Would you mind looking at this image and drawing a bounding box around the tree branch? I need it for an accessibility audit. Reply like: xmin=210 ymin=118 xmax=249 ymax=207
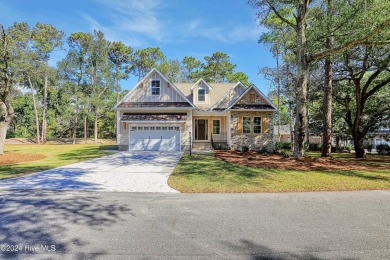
xmin=365 ymin=76 xmax=390 ymax=99
xmin=264 ymin=0 xmax=297 ymax=29
xmin=306 ymin=19 xmax=390 ymax=62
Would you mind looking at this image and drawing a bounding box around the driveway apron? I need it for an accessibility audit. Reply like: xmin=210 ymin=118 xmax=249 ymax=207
xmin=0 ymin=151 xmax=181 ymax=192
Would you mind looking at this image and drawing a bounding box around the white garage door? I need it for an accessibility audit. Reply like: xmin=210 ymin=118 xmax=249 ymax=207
xmin=129 ymin=126 xmax=181 ymax=151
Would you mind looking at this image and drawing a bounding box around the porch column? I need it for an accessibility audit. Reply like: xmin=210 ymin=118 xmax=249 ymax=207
xmin=227 ymin=111 xmax=231 ymax=146
xmin=189 ymin=109 xmax=193 ymax=145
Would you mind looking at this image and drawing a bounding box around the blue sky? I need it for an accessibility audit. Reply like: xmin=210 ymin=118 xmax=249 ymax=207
xmin=1 ymin=0 xmax=276 ymax=94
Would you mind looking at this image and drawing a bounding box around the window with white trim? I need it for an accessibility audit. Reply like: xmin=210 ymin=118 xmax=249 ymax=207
xmin=243 ymin=117 xmax=251 ymax=134
xmin=213 ymin=120 xmax=221 ymax=134
xmin=253 ymin=117 xmax=262 ymax=134
xmin=151 ymin=80 xmax=160 ymax=95
xmin=198 ymin=88 xmax=205 ymax=102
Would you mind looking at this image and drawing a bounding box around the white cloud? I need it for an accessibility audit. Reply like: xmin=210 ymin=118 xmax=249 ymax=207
xmin=227 ymin=25 xmax=263 ymax=42
xmin=90 ymin=0 xmax=165 ymax=42
xmin=178 ymin=19 xmax=263 ymax=43
xmin=85 ymin=0 xmax=263 ymax=46
xmin=82 ymin=13 xmax=143 ymax=47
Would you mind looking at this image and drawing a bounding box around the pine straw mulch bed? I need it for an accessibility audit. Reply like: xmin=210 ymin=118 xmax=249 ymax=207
xmin=0 ymin=153 xmax=46 ymax=165
xmin=215 ymin=150 xmax=390 ymax=172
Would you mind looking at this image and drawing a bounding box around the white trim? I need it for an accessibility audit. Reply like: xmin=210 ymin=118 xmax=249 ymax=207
xmin=227 ymin=111 xmax=231 ymax=145
xmin=227 ymin=109 xmax=276 ymax=112
xmin=212 ymin=119 xmax=221 ymax=135
xmin=197 ymin=87 xmax=206 ymax=103
xmin=114 ymin=68 xmax=195 ymax=109
xmin=150 ymin=79 xmax=161 ymax=96
xmin=194 ymin=118 xmax=209 ymax=141
xmin=115 ymin=107 xmax=195 ymax=111
xmin=191 ymin=78 xmax=213 ymax=90
xmin=128 ymin=124 xmax=131 ymax=151
xmin=121 ymin=120 xmax=186 ymax=123
xmin=192 ymin=111 xmax=228 ymax=116
xmin=179 ymin=125 xmax=182 ymax=152
xmin=226 ymin=84 xmax=276 ymax=110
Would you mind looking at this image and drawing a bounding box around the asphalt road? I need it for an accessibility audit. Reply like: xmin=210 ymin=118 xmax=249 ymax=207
xmin=0 ymin=190 xmax=389 ymax=259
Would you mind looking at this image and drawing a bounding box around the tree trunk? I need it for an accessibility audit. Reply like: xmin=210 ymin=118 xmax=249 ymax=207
xmin=321 ymin=58 xmax=333 ymax=157
xmin=289 ymin=102 xmax=294 ymax=152
xmin=276 ymin=50 xmax=281 ymax=142
xmin=94 ymin=113 xmax=98 ymax=144
xmin=293 ymin=3 xmax=309 ymax=158
xmin=84 ymin=116 xmax=87 ymax=144
xmin=321 ymin=0 xmax=334 ymax=157
xmin=353 ymin=134 xmax=365 ymax=158
xmin=0 ymin=102 xmax=14 ymax=155
xmin=41 ymin=66 xmax=48 ymax=144
xmin=28 ymin=77 xmax=40 ymax=144
xmin=72 ymin=118 xmax=77 ymax=145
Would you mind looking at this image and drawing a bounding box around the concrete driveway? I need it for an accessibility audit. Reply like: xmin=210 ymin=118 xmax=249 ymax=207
xmin=0 ymin=151 xmax=181 ymax=192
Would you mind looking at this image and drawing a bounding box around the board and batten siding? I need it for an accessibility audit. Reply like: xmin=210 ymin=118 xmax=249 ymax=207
xmin=193 ymin=81 xmax=211 ymax=106
xmin=124 ymin=71 xmax=188 ymax=103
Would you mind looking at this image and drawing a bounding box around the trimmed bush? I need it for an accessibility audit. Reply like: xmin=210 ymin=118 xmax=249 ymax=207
xmin=376 ymin=144 xmax=390 ymax=154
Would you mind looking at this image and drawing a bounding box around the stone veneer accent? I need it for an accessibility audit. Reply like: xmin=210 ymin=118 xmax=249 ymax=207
xmin=230 ymin=111 xmax=274 ymax=152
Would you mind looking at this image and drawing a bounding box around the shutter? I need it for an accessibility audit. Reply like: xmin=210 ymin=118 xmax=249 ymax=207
xmin=262 ymin=116 xmax=267 ymax=134
xmin=238 ymin=116 xmax=242 ymax=135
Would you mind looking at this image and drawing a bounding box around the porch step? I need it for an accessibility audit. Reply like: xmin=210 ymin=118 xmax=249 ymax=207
xmin=192 ymin=142 xmax=213 ymax=150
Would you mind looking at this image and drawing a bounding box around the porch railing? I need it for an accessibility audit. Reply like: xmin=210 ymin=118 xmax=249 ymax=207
xmin=211 ymin=133 xmax=227 ymax=142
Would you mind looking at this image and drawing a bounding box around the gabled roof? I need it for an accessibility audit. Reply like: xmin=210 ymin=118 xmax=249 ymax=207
xmin=190 ymin=78 xmax=213 ymax=90
xmin=175 ymin=82 xmax=237 ymax=107
xmin=210 ymin=82 xmax=247 ymax=110
xmin=226 ymin=84 xmax=276 ymax=110
xmin=114 ymin=68 xmax=194 ymax=109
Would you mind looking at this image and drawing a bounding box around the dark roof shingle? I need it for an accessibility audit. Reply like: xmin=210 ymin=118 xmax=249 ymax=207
xmin=229 ymin=104 xmax=275 ymax=110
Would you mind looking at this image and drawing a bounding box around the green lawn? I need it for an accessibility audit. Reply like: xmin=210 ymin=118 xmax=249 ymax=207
xmin=1 ymin=144 xmax=116 ymax=180
xmin=168 ymin=153 xmax=390 ymax=193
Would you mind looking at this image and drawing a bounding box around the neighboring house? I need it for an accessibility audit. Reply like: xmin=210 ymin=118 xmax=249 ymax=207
xmin=275 ymin=125 xmax=292 ymax=142
xmin=364 ymin=128 xmax=390 ymax=148
xmin=275 ymin=124 xmax=323 ymax=144
xmin=114 ymin=68 xmax=276 ymax=152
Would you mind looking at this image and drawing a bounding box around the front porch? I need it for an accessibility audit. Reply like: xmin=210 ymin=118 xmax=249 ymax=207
xmin=192 ymin=116 xmax=229 ymax=149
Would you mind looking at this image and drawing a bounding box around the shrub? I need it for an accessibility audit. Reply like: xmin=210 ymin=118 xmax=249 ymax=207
xmin=364 ymin=143 xmax=373 ymax=152
xmin=376 ymin=144 xmax=390 ymax=155
xmin=307 ymin=143 xmax=322 ymax=151
xmin=275 ymin=141 xmax=291 ymax=150
xmin=281 ymin=150 xmax=291 ymax=158
xmin=257 ymin=148 xmax=269 ymax=155
xmin=240 ymin=145 xmax=249 ymax=155
xmin=345 ymin=144 xmax=354 ymax=152
xmin=217 ymin=144 xmax=229 ymax=150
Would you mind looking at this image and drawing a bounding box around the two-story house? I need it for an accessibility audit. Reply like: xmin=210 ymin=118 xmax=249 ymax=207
xmin=114 ymin=68 xmax=276 ymax=152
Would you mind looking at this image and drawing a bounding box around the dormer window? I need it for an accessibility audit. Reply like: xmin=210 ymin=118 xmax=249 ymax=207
xmin=198 ymin=88 xmax=205 ymax=102
xmin=151 ymin=80 xmax=160 ymax=95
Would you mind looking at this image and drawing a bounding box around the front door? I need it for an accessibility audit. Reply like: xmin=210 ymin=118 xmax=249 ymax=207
xmin=195 ymin=119 xmax=208 ymax=140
